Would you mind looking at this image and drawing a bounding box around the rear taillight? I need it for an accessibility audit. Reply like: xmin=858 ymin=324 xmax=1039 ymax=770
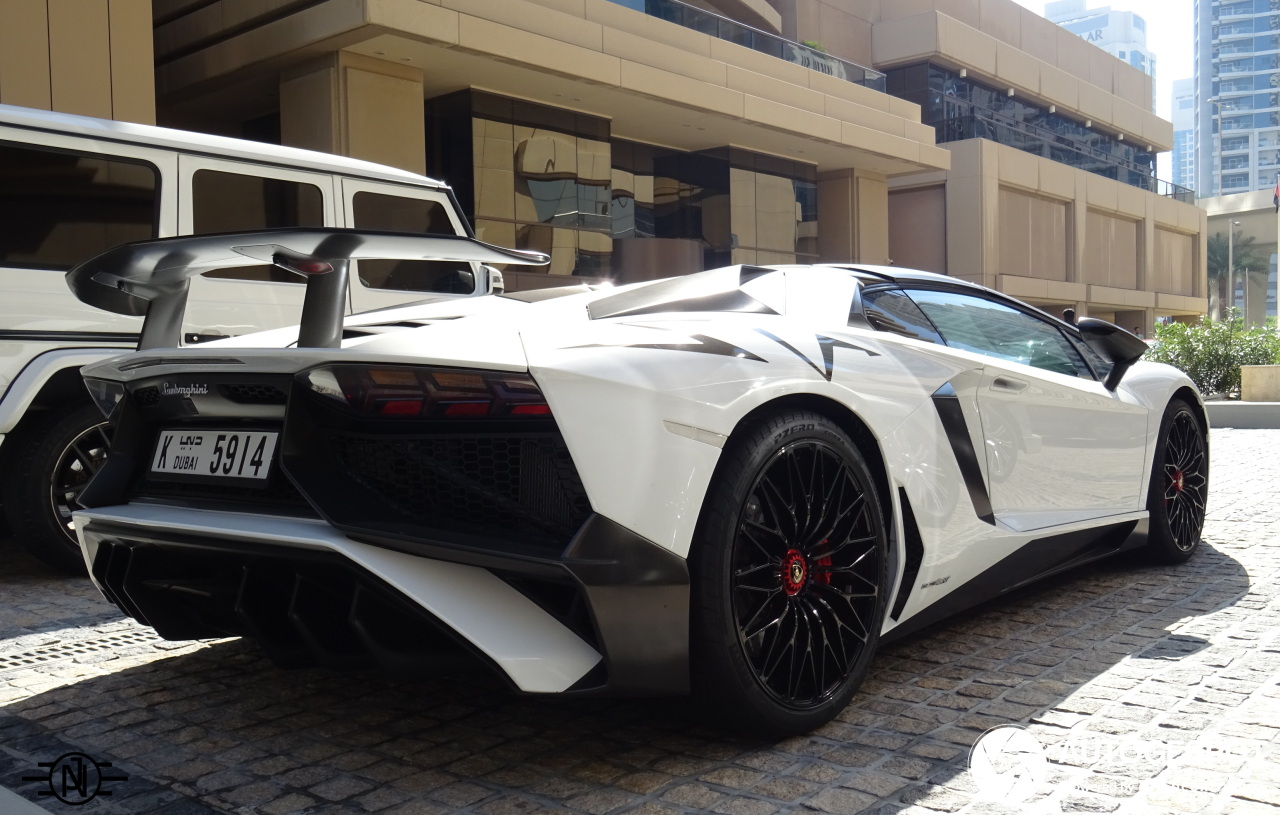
xmin=300 ymin=365 xmax=551 ymax=419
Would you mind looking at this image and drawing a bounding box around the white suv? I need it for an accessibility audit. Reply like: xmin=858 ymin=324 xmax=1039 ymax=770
xmin=0 ymin=103 xmax=499 ymax=571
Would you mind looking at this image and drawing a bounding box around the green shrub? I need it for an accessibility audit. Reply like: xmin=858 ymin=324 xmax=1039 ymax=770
xmin=1144 ymin=314 xmax=1280 ymax=397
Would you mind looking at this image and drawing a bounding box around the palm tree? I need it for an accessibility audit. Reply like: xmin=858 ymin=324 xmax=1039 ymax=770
xmin=1206 ymin=229 xmax=1263 ymax=320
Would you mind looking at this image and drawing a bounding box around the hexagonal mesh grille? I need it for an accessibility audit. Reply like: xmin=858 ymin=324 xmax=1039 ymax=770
xmin=328 ymin=432 xmax=591 ymax=547
xmin=220 ymin=383 xmax=288 ymax=404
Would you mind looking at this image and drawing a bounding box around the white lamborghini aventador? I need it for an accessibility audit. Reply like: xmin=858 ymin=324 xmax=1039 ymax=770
xmin=66 ymin=229 xmax=1207 ymax=734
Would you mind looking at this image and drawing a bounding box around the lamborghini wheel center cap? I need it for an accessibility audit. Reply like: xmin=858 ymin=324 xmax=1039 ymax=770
xmin=1172 ymin=469 xmax=1185 ymax=493
xmin=782 ymin=549 xmax=808 ymax=596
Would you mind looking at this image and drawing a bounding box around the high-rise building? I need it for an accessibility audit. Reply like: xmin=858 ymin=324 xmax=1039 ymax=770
xmin=1172 ymin=78 xmax=1196 ymax=190
xmin=1045 ymin=0 xmax=1157 ymax=108
xmin=1194 ymin=0 xmax=1280 ymax=198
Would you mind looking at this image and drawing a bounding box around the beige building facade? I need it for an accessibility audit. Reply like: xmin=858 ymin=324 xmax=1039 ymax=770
xmin=1 ymin=0 xmax=1206 ymax=326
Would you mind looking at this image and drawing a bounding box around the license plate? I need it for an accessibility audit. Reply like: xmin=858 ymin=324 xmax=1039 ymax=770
xmin=151 ymin=430 xmax=278 ymax=481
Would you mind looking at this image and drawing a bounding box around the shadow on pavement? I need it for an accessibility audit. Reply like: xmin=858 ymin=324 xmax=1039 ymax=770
xmin=0 ymin=531 xmax=1254 ymax=815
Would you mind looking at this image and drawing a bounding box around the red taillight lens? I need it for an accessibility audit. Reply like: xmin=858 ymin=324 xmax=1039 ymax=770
xmin=301 ymin=365 xmax=551 ymax=419
xmin=511 ymin=404 xmax=551 ymax=416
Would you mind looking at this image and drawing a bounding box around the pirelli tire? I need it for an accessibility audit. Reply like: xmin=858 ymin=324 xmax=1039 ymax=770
xmin=690 ymin=409 xmax=888 ymax=735
xmin=1143 ymin=398 xmax=1209 ymax=564
xmin=3 ymin=404 xmax=110 ymax=573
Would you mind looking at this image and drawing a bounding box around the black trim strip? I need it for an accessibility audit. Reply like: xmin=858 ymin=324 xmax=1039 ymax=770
xmin=0 ymin=329 xmax=140 ymax=343
xmin=889 ymin=488 xmax=925 ymax=621
xmin=568 ymin=333 xmax=766 ymax=362
xmin=882 ymin=519 xmax=1141 ymax=643
xmin=931 ymin=381 xmax=995 ymax=525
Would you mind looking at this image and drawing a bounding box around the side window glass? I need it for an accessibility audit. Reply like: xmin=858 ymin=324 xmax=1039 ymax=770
xmin=352 ymin=191 xmax=474 ymax=294
xmin=859 ymin=288 xmax=942 ymax=343
xmin=907 ymin=289 xmax=1094 ymax=378
xmin=193 ymin=170 xmax=323 ymax=283
xmin=1070 ymin=335 xmax=1113 ymax=380
xmin=0 ymin=142 xmax=157 ymax=270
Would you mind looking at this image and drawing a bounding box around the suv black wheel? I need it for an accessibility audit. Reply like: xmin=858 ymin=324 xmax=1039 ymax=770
xmin=690 ymin=410 xmax=888 ymax=735
xmin=3 ymin=404 xmax=110 ymax=573
xmin=1143 ymin=399 xmax=1208 ymax=564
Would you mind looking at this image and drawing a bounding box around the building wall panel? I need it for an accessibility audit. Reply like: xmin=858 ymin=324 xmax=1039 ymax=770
xmin=888 ymin=185 xmax=946 ymax=273
xmin=997 ymin=186 xmax=1068 ymax=281
xmin=1084 ymin=210 xmax=1138 ymax=289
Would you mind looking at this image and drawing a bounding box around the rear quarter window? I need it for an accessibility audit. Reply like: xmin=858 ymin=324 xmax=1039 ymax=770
xmin=0 ymin=141 xmax=158 ymax=270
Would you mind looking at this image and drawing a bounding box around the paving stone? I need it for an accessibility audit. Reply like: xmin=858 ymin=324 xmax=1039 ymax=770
xmin=1059 ymin=794 xmax=1121 ymax=813
xmin=841 ymin=771 xmax=910 ymax=797
xmin=805 ymin=787 xmax=877 ymax=813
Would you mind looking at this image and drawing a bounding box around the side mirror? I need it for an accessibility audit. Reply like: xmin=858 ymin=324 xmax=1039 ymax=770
xmin=482 ymin=265 xmax=504 ymax=295
xmin=1077 ymin=317 xmax=1148 ymax=391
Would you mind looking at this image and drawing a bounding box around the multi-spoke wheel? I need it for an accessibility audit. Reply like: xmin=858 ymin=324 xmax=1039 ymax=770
xmin=691 ymin=410 xmax=887 ymax=734
xmin=2 ymin=404 xmax=110 ymax=573
xmin=1144 ymin=399 xmax=1208 ymax=564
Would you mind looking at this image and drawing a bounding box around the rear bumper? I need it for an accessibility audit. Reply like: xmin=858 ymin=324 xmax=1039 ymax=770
xmin=74 ymin=504 xmax=689 ymax=696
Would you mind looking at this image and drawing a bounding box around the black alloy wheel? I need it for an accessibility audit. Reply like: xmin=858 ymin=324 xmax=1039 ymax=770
xmin=691 ymin=410 xmax=887 ymax=734
xmin=3 ymin=404 xmax=111 ymax=573
xmin=50 ymin=420 xmax=111 ymax=535
xmin=1144 ymin=399 xmax=1208 ymax=563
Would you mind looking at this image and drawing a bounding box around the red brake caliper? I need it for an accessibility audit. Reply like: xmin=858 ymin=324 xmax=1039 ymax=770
xmin=781 ymin=549 xmax=807 ymax=596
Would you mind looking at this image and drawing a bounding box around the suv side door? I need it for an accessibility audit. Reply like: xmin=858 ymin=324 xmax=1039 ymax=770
xmin=178 ymin=156 xmax=338 ymax=343
xmin=904 ymin=287 xmax=1149 ymax=531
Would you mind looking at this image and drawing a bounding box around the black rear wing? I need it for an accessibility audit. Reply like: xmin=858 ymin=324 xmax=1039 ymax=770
xmin=65 ymin=228 xmax=549 ymax=350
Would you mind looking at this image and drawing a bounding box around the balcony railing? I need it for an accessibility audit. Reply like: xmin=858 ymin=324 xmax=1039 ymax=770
xmin=935 ymin=114 xmax=1196 ymax=203
xmin=606 ymin=0 xmax=886 ymax=91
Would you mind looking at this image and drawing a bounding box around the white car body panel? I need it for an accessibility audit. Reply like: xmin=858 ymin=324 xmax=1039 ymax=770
xmin=74 ymin=505 xmax=602 ymax=692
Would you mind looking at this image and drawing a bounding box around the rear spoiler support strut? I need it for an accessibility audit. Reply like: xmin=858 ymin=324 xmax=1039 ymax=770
xmin=298 ymin=259 xmax=349 ymax=349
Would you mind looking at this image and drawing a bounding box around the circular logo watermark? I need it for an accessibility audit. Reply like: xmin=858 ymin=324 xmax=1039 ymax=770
xmin=21 ymin=751 xmax=129 ymax=805
xmin=969 ymin=724 xmax=1049 ymax=803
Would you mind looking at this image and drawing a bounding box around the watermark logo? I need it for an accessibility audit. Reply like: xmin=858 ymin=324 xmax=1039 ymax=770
xmin=969 ymin=725 xmax=1049 ymax=803
xmin=21 ymin=751 xmax=129 ymax=805
xmin=969 ymin=724 xmax=1268 ymax=804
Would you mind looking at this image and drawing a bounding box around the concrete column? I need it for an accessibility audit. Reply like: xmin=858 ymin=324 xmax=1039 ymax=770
xmin=942 ymin=141 xmax=997 ymax=287
xmin=281 ymin=52 xmax=425 ymax=174
xmin=817 ymin=170 xmax=855 ymax=263
xmin=817 ymin=169 xmax=889 ymax=265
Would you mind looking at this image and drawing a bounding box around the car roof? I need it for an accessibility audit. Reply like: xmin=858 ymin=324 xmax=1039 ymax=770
xmin=0 ymin=103 xmax=449 ymax=189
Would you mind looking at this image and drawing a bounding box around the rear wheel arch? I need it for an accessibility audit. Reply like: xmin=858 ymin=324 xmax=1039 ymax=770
xmin=719 ymin=394 xmax=893 ymax=536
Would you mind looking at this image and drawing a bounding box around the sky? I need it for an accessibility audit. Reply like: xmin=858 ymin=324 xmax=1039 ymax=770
xmin=1008 ymin=0 xmax=1195 ymax=178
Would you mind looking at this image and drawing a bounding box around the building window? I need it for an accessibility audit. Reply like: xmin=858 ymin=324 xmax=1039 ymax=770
xmin=425 ymin=91 xmax=818 ymax=283
xmin=885 ymin=62 xmax=1165 ymax=196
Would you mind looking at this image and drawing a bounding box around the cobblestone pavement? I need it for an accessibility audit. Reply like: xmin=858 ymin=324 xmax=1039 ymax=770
xmin=1 ymin=428 xmax=1278 ymax=815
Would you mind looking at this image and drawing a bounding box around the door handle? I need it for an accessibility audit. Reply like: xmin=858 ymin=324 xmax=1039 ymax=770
xmin=991 ymin=376 xmax=1028 ymax=393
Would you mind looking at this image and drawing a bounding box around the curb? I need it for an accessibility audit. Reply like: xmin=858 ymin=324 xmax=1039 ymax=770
xmin=1205 ymin=401 xmax=1280 ymax=429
